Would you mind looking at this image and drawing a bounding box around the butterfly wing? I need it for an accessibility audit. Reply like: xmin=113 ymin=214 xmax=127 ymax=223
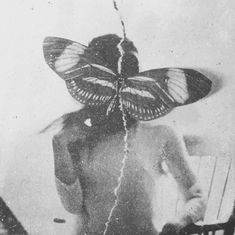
xmin=120 ymin=68 xmax=212 ymax=121
xmin=43 ymin=37 xmax=117 ymax=106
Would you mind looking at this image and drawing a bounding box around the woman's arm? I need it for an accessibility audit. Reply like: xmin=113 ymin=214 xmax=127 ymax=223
xmin=157 ymin=126 xmax=207 ymax=234
xmin=52 ymin=125 xmax=84 ymax=214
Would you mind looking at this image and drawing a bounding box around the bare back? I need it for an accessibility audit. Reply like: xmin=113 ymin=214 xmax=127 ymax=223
xmin=53 ymin=114 xmax=205 ymax=234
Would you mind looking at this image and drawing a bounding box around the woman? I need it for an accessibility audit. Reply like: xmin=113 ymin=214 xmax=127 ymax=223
xmin=52 ymin=105 xmax=206 ymax=235
xmin=44 ymin=34 xmax=209 ymax=234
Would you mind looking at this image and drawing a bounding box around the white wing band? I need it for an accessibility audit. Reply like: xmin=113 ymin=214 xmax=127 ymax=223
xmin=122 ymin=87 xmax=155 ymax=99
xmin=82 ymin=77 xmax=115 ymax=89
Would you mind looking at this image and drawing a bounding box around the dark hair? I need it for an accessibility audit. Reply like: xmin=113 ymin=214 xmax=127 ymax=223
xmin=88 ymin=34 xmax=139 ymax=77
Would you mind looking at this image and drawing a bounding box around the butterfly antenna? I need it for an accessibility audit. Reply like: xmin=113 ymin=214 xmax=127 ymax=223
xmin=113 ymin=0 xmax=127 ymax=39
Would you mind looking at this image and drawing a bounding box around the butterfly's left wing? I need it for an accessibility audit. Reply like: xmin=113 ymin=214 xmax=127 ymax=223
xmin=120 ymin=68 xmax=212 ymax=121
xmin=43 ymin=37 xmax=117 ymax=106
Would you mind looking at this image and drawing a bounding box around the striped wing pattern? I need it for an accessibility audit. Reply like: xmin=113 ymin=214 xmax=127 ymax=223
xmin=120 ymin=77 xmax=171 ymax=120
xmin=43 ymin=36 xmax=212 ymax=121
xmin=138 ymin=68 xmax=212 ymax=105
xmin=65 ymin=65 xmax=117 ymax=106
xmin=121 ymin=68 xmax=211 ymax=120
xmin=43 ymin=37 xmax=117 ymax=106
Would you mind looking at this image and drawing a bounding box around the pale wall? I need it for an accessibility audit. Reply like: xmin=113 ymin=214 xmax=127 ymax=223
xmin=0 ymin=0 xmax=234 ymax=234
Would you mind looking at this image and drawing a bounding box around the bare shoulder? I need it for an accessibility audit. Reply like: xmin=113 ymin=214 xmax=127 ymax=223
xmin=136 ymin=123 xmax=180 ymax=145
xmin=53 ymin=110 xmax=91 ymax=144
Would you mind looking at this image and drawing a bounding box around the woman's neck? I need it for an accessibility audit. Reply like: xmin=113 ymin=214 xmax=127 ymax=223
xmin=86 ymin=105 xmax=138 ymax=133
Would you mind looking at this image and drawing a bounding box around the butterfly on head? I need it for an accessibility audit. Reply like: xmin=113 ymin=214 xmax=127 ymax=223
xmin=43 ymin=34 xmax=212 ymax=121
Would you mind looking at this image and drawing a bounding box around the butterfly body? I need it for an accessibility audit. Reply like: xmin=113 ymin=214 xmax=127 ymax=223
xmin=43 ymin=34 xmax=212 ymax=121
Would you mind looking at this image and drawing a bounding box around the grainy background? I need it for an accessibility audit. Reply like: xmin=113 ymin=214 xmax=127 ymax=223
xmin=0 ymin=0 xmax=234 ymax=234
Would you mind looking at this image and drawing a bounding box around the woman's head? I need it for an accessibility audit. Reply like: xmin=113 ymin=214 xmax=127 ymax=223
xmin=83 ymin=34 xmax=140 ymax=132
xmin=42 ymin=34 xmax=139 ymax=136
xmin=88 ymin=34 xmax=139 ymax=77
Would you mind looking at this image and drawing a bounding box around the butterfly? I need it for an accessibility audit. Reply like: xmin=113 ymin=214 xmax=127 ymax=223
xmin=43 ymin=34 xmax=212 ymax=121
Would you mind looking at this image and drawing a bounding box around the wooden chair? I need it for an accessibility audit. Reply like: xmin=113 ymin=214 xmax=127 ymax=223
xmin=154 ymin=135 xmax=235 ymax=235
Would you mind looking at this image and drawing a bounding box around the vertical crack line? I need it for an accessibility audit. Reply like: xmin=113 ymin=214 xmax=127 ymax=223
xmin=103 ymin=2 xmax=128 ymax=233
xmin=117 ymin=37 xmax=125 ymax=75
xmin=103 ymin=97 xmax=129 ymax=235
xmin=113 ymin=0 xmax=127 ymax=39
xmin=103 ymin=28 xmax=128 ymax=235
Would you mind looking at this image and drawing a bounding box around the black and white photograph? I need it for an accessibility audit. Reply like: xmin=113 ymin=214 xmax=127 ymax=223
xmin=0 ymin=0 xmax=234 ymax=234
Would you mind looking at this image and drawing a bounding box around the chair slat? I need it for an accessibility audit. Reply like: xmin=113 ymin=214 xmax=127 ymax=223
xmin=217 ymin=159 xmax=234 ymax=222
xmin=217 ymin=158 xmax=233 ymax=219
xmin=204 ymin=157 xmax=232 ymax=224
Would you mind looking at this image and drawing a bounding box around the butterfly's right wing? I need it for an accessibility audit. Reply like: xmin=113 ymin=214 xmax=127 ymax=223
xmin=121 ymin=68 xmax=212 ymax=121
xmin=43 ymin=37 xmax=117 ymax=106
